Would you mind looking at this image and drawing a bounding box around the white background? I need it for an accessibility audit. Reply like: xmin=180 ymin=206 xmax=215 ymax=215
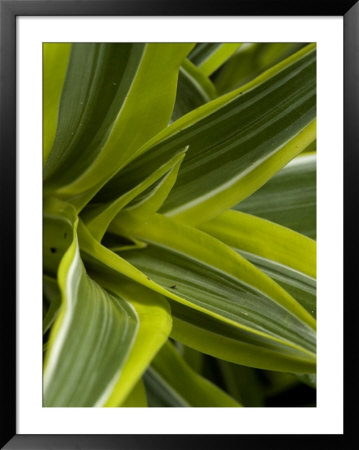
xmin=17 ymin=17 xmax=343 ymax=434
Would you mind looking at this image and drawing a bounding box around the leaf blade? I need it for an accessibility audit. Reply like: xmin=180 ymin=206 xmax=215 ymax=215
xmin=110 ymin=213 xmax=316 ymax=332
xmin=234 ymin=153 xmax=316 ymax=238
xmin=43 ymin=43 xmax=71 ymax=166
xmin=45 ymin=43 xmax=194 ymax=209
xmin=77 ymin=215 xmax=315 ymax=373
xmin=214 ymin=43 xmax=306 ymax=94
xmin=200 ymin=209 xmax=316 ymax=317
xmin=81 ymin=148 xmax=187 ymax=241
xmin=147 ymin=341 xmax=241 ymax=407
xmin=189 ymin=43 xmax=242 ymax=76
xmin=200 ymin=209 xmax=316 ymax=278
xmin=102 ymin=282 xmax=172 ymax=407
xmin=102 ymin=44 xmax=316 ymax=225
xmin=172 ymin=59 xmax=216 ymax=121
xmin=171 ymin=307 xmax=316 ymax=373
xmin=43 ymin=200 xmax=139 ymax=407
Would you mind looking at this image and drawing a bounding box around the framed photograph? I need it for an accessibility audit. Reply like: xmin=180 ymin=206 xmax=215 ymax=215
xmin=1 ymin=0 xmax=356 ymax=448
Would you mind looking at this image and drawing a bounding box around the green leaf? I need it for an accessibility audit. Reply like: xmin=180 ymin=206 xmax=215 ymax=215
xmin=217 ymin=360 xmax=265 ymax=406
xmin=74 ymin=214 xmax=315 ymax=373
xmin=101 ymin=281 xmax=172 ymax=407
xmin=101 ymin=44 xmax=316 ymax=226
xmin=189 ymin=43 xmax=242 ymax=76
xmin=296 ymin=373 xmax=316 ymax=388
xmin=115 ymin=155 xmax=184 ymax=231
xmin=200 ymin=209 xmax=316 ymax=317
xmin=109 ymin=214 xmax=316 ymax=372
xmin=214 ymin=43 xmax=307 ymax=94
xmin=172 ymin=59 xmax=216 ymax=121
xmin=121 ymin=379 xmax=148 ymax=407
xmin=200 ymin=209 xmax=316 ymax=278
xmin=44 ymin=44 xmax=145 ymax=187
xmin=102 ymin=233 xmax=147 ymax=253
xmin=239 ymin=250 xmax=316 ymax=319
xmin=111 ymin=213 xmax=315 ymax=329
xmin=81 ymin=148 xmax=187 ymax=241
xmin=145 ymin=341 xmax=240 ymax=407
xmin=44 ymin=43 xmax=194 ymax=210
xmin=201 ymin=211 xmax=316 ymax=316
xmin=262 ymin=371 xmax=299 ymax=398
xmin=234 ymin=153 xmax=316 ymax=239
xmin=178 ymin=343 xmax=204 ymax=374
xmin=144 ymin=367 xmax=189 ymax=407
xmin=43 ymin=200 xmax=139 ymax=407
xmin=43 ymin=43 xmax=71 ymax=166
xmin=170 ymin=304 xmax=316 ymax=373
xmin=183 ymin=58 xmax=217 ymax=98
xmin=43 ymin=275 xmax=61 ymax=334
xmin=43 ymin=41 xmax=317 ymax=407
xmin=76 ymin=222 xmax=173 ymax=406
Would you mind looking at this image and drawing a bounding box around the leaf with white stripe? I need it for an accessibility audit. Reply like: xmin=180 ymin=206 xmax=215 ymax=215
xmin=43 ymin=200 xmax=139 ymax=407
xmin=98 ymin=45 xmax=316 ymax=226
xmin=44 ymin=43 xmax=193 ymax=210
xmin=234 ymin=153 xmax=316 ymax=238
xmin=144 ymin=341 xmax=240 ymax=407
xmin=108 ymin=214 xmax=316 ymax=372
xmin=214 ymin=43 xmax=306 ymax=94
xmin=200 ymin=209 xmax=316 ymax=317
xmin=77 ymin=222 xmax=173 ymax=406
xmin=239 ymin=250 xmax=316 ymax=319
xmin=81 ymin=148 xmax=186 ymax=241
xmin=170 ymin=301 xmax=315 ymax=373
xmin=114 ymin=155 xmax=184 ymax=232
xmin=189 ymin=43 xmax=242 ymax=76
xmin=111 ymin=213 xmax=315 ymax=327
xmin=75 ymin=214 xmax=315 ymax=373
xmin=102 ymin=281 xmax=172 ymax=407
xmin=172 ymin=59 xmax=216 ymax=121
xmin=144 ymin=367 xmax=189 ymax=407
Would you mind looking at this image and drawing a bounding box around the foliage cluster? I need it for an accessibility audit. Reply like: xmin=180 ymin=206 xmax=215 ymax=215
xmin=43 ymin=42 xmax=316 ymax=407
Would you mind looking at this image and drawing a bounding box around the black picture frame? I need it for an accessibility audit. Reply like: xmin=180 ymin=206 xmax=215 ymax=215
xmin=1 ymin=0 xmax=357 ymax=448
